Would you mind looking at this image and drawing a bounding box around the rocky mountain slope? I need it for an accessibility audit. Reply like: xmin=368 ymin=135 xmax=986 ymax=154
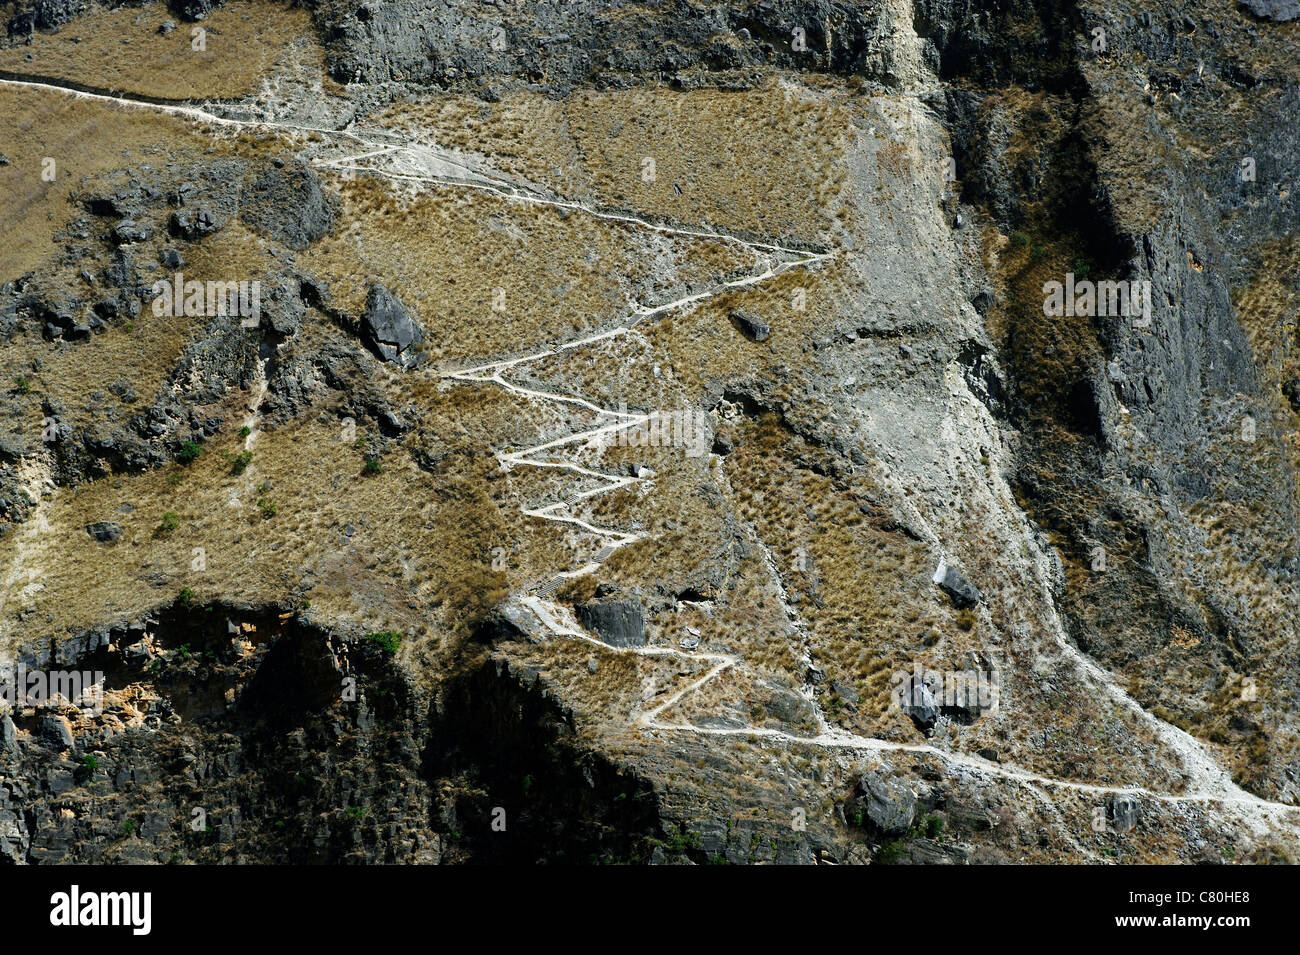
xmin=0 ymin=0 xmax=1297 ymax=864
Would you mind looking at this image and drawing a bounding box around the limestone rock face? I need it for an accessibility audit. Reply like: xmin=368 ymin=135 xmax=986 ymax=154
xmin=578 ymin=598 xmax=646 ymax=648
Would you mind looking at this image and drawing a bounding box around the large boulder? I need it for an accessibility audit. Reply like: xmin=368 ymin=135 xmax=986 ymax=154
xmin=169 ymin=209 xmax=222 ymax=240
xmin=1107 ymin=794 xmax=1141 ymax=833
xmin=33 ymin=0 xmax=87 ymax=29
xmin=169 ymin=0 xmax=226 ymax=21
xmin=856 ymin=768 xmax=916 ymax=835
xmin=1239 ymin=0 xmax=1300 ymax=21
xmin=240 ymin=161 xmax=337 ymax=251
xmin=729 ymin=308 xmax=771 ymax=343
xmin=933 ymin=560 xmax=980 ymax=607
xmin=906 ymin=839 xmax=973 ymax=864
xmin=361 ymin=285 xmax=424 ymax=369
xmin=0 ymin=810 xmax=27 ymax=864
xmin=0 ymin=715 xmax=17 ymax=753
xmin=258 ymin=275 xmax=307 ymax=338
xmin=38 ymin=714 xmax=74 ymax=752
xmin=577 ymin=598 xmax=645 ymax=648
xmin=1282 ymin=376 xmax=1300 ymax=414
xmin=896 ymin=671 xmax=940 ymax=730
xmin=85 ymin=521 xmax=123 ymax=544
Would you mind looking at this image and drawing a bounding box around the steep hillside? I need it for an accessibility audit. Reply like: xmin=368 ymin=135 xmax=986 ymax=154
xmin=0 ymin=0 xmax=1297 ymax=864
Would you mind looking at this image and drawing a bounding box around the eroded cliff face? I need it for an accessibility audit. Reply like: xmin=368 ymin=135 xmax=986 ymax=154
xmin=0 ymin=0 xmax=1296 ymax=864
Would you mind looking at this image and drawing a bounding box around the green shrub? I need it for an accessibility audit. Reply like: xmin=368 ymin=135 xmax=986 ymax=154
xmin=1009 ymin=231 xmax=1030 ymax=249
xmin=177 ymin=441 xmax=203 ymax=464
xmin=177 ymin=587 xmax=194 ymax=607
xmin=877 ymin=840 xmax=908 ymax=864
xmin=365 ymin=630 xmax=403 ymax=655
xmin=362 ymin=456 xmax=384 ymax=475
xmin=226 ymin=450 xmax=253 ymax=474
xmin=159 ymin=511 xmax=180 ymax=532
xmin=257 ymin=498 xmax=277 ymax=519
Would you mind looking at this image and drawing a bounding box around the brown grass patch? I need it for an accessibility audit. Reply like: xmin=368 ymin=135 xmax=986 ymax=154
xmin=0 ymin=0 xmax=320 ymax=101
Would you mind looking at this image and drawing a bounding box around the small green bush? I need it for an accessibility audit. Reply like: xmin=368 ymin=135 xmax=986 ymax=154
xmin=365 ymin=630 xmax=402 ymax=655
xmin=877 ymin=840 xmax=908 ymax=864
xmin=177 ymin=441 xmax=203 ymax=464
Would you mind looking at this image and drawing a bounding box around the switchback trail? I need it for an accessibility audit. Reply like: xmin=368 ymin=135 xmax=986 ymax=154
xmin=6 ymin=74 xmax=1300 ymax=837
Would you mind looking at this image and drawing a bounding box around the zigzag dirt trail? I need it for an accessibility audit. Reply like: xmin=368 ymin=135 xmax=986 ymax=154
xmin=5 ymin=76 xmax=1299 ymax=838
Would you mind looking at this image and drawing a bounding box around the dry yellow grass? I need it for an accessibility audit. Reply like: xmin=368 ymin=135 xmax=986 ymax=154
xmin=1234 ymin=235 xmax=1300 ymax=476
xmin=0 ymin=85 xmax=192 ymax=279
xmin=1 ymin=214 xmax=290 ymax=452
xmin=0 ymin=0 xmax=321 ymax=101
xmin=0 ymin=401 xmax=510 ymax=667
xmin=0 ymin=83 xmax=288 ymax=280
xmin=5 ymin=298 xmax=196 ymax=430
xmin=371 ymin=79 xmax=852 ymax=244
xmin=724 ymin=416 xmax=939 ymax=721
xmin=501 ymin=636 xmax=715 ymax=741
xmin=498 ymin=254 xmax=849 ymax=420
xmin=303 ymin=173 xmax=755 ymax=365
